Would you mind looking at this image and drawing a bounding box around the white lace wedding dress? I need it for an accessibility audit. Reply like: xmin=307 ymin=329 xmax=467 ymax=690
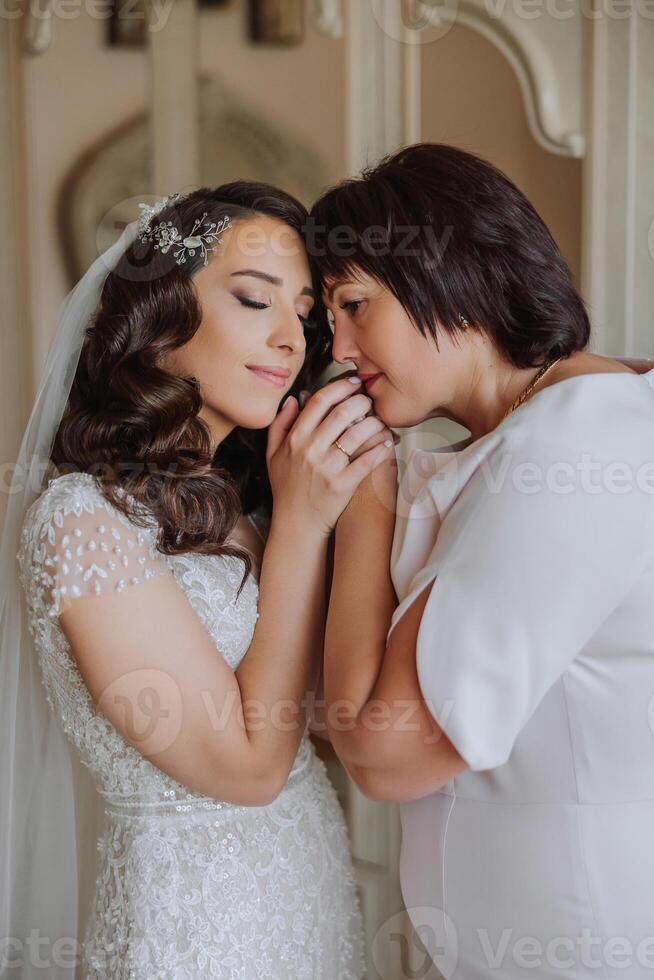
xmin=17 ymin=470 xmax=365 ymax=980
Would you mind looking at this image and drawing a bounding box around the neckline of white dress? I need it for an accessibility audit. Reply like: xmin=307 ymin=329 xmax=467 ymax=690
xmin=421 ymin=363 xmax=654 ymax=456
xmin=506 ymin=361 xmax=654 ymax=407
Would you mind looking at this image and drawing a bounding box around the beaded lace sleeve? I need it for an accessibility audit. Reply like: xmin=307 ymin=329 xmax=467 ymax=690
xmin=32 ymin=483 xmax=171 ymax=621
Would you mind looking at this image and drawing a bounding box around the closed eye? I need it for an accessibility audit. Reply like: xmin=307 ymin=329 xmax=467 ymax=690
xmin=236 ymin=295 xmax=269 ymax=311
xmin=237 ymin=293 xmax=316 ymax=335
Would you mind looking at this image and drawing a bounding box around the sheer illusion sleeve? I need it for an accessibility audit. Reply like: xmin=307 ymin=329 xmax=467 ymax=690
xmin=33 ymin=483 xmax=171 ymax=621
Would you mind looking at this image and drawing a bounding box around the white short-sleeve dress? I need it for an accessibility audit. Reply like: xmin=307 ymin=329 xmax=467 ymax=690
xmin=388 ymin=365 xmax=654 ymax=979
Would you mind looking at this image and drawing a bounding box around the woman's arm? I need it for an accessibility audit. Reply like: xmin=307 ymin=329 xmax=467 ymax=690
xmin=56 ymin=505 xmax=328 ymax=807
xmin=323 ymin=458 xmax=468 ymax=801
xmin=55 ymin=378 xmax=393 ymax=807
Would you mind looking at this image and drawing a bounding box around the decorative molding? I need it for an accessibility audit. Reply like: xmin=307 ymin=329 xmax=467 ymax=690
xmin=416 ymin=0 xmax=585 ymax=157
xmin=312 ymin=0 xmax=344 ymax=38
xmin=344 ymin=0 xmax=586 ymax=173
xmin=345 ymin=0 xmax=421 ymax=175
xmin=150 ymin=0 xmax=200 ymax=193
xmin=23 ymin=0 xmax=55 ymax=56
xmin=581 ymin=10 xmax=654 ymax=357
xmin=0 ymin=19 xmax=31 ymax=530
xmin=59 ymin=74 xmax=329 ymax=283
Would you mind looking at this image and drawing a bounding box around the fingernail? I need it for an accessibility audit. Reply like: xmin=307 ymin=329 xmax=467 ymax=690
xmin=348 ymin=376 xmax=362 ymax=385
xmin=298 ymin=391 xmax=308 ymax=408
xmin=282 ymin=395 xmax=293 ymax=408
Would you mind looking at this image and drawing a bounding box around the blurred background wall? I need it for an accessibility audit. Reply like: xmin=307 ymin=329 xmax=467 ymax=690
xmin=1 ymin=2 xmax=652 ymax=976
xmin=20 ymin=1 xmax=347 ymax=370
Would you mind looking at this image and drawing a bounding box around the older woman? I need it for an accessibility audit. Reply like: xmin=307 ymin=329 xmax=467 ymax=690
xmin=309 ymin=144 xmax=654 ymax=979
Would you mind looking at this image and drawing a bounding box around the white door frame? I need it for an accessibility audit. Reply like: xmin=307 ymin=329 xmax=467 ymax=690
xmin=581 ymin=8 xmax=654 ymax=358
xmin=0 ymin=18 xmax=32 ymax=531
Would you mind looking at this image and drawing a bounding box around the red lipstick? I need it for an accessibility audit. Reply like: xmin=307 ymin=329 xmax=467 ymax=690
xmin=358 ymin=372 xmax=383 ymax=392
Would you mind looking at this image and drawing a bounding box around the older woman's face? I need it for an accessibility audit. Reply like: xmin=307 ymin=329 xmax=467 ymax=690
xmin=323 ymin=269 xmax=466 ymax=428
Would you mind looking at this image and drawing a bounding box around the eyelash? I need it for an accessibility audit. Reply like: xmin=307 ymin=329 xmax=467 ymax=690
xmin=237 ymin=296 xmax=268 ymax=311
xmin=340 ymin=300 xmax=362 ymax=315
xmin=237 ymin=295 xmax=317 ymax=332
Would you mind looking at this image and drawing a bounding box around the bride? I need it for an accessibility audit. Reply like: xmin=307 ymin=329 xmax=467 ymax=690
xmin=2 ymin=182 xmax=394 ymax=978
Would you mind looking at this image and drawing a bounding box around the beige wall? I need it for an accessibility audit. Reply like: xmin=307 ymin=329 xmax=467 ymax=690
xmin=420 ymin=24 xmax=582 ymax=285
xmin=22 ymin=14 xmax=148 ymax=381
xmin=22 ymin=0 xmax=345 ymax=380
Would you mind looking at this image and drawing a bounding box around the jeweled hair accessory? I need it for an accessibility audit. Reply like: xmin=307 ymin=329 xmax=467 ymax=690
xmin=137 ymin=191 xmax=181 ymax=237
xmin=137 ymin=192 xmax=231 ymax=267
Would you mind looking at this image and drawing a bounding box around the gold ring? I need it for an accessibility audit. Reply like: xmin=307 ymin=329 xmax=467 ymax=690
xmin=334 ymin=439 xmax=351 ymax=459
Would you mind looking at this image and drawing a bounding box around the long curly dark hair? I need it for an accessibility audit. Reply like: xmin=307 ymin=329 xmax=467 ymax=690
xmin=51 ymin=182 xmax=332 ymax=591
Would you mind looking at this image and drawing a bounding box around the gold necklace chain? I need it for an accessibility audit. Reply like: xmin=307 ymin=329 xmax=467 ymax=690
xmin=499 ymin=355 xmax=566 ymax=423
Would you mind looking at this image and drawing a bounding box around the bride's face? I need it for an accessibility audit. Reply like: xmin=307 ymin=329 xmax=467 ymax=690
xmin=165 ymin=214 xmax=314 ymax=439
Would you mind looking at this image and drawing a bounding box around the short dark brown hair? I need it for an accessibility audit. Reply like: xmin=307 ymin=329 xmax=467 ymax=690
xmin=309 ymin=142 xmax=590 ymax=368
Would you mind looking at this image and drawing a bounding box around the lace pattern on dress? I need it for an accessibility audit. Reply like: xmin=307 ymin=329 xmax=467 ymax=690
xmin=16 ymin=471 xmax=365 ymax=979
